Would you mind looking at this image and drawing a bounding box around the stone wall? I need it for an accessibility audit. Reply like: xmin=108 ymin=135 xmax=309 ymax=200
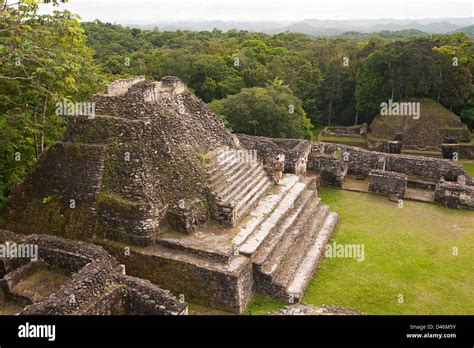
xmin=237 ymin=134 xmax=311 ymax=174
xmin=321 ymin=123 xmax=367 ymax=137
xmin=318 ymin=143 xmax=385 ymax=176
xmin=3 ymin=142 xmax=105 ymax=241
xmin=442 ymin=144 xmax=474 ymax=160
xmin=97 ymin=239 xmax=254 ymax=314
xmin=0 ymin=230 xmax=188 ymax=315
xmin=120 ymin=275 xmax=188 ymax=315
xmin=307 ymin=153 xmax=348 ymax=187
xmin=368 ymin=170 xmax=407 ymax=197
xmin=318 ymin=143 xmax=472 ymax=184
xmin=105 ymin=76 xmax=146 ymax=96
xmin=435 ymin=179 xmax=474 ymax=209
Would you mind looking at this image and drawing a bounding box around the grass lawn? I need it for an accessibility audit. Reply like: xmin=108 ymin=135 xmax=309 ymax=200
xmin=246 ymin=188 xmax=474 ymax=315
xmin=462 ymin=160 xmax=474 ymax=177
xmin=318 ymin=135 xmax=367 ymax=143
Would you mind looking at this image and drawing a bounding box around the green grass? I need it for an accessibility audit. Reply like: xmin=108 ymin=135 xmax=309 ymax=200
xmin=246 ymin=188 xmax=474 ymax=315
xmin=318 ymin=135 xmax=366 ymax=143
xmin=244 ymin=295 xmax=286 ymax=315
xmin=303 ymin=188 xmax=474 ymax=315
xmin=462 ymin=160 xmax=474 ymax=177
xmin=367 ymin=133 xmax=388 ymax=142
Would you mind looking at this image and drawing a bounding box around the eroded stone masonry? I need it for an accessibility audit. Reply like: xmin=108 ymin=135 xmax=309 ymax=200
xmin=0 ymin=230 xmax=187 ymax=315
xmin=1 ymin=77 xmax=472 ymax=314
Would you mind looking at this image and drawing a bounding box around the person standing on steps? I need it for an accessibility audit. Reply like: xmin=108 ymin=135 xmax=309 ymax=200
xmin=299 ymin=154 xmax=307 ymax=178
xmin=276 ymin=153 xmax=286 ymax=171
xmin=274 ymin=154 xmax=285 ymax=184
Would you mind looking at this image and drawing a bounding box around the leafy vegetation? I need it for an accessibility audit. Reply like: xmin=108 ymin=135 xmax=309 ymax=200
xmin=0 ymin=1 xmax=101 ymax=207
xmin=208 ymin=83 xmax=313 ymax=139
xmin=82 ymin=21 xmax=473 ymax=128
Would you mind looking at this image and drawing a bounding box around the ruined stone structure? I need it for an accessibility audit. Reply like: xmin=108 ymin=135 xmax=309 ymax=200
xmin=2 ymin=76 xmax=472 ymax=315
xmin=368 ymin=170 xmax=407 ymax=198
xmin=370 ymin=99 xmax=472 ymax=158
xmin=321 ymin=124 xmax=368 ymax=138
xmin=308 ymin=143 xmax=474 ymax=209
xmin=237 ymin=135 xmax=313 ymax=174
xmin=0 ymin=230 xmax=187 ymax=315
xmin=2 ymin=77 xmax=340 ymax=313
xmin=4 ymin=76 xmax=238 ymax=245
xmin=319 ymin=100 xmax=473 ymax=159
xmin=435 ymin=179 xmax=474 ymax=209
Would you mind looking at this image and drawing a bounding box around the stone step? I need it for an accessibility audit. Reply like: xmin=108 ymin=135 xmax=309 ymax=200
xmin=157 ymin=238 xmax=234 ymax=263
xmin=232 ymin=175 xmax=300 ymax=247
xmin=214 ymin=162 xmax=261 ymax=199
xmin=210 ymin=159 xmax=246 ymax=191
xmin=228 ymin=170 xmax=269 ymax=209
xmin=206 ymin=149 xmax=237 ymax=172
xmin=234 ymin=179 xmax=273 ymax=224
xmin=214 ymin=174 xmax=271 ymax=227
xmin=238 ymin=180 xmax=309 ymax=256
xmin=273 ymin=204 xmax=331 ymax=289
xmin=203 ymin=146 xmax=230 ymax=163
xmin=224 ymin=167 xmax=268 ymax=205
xmin=257 ymin=200 xmax=326 ymax=291
xmin=252 ymin=192 xmax=319 ymax=272
xmin=209 ymin=156 xmax=240 ymax=183
xmin=285 ymin=212 xmax=339 ymax=301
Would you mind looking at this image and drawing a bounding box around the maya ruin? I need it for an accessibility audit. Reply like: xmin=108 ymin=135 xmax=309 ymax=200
xmin=1 ymin=4 xmax=473 ymax=346
xmin=1 ymin=76 xmax=472 ymax=314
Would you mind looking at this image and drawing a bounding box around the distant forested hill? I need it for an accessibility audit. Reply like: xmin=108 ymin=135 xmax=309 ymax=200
xmin=130 ymin=18 xmax=474 ymax=36
xmin=336 ymin=29 xmax=427 ymax=40
xmin=82 ymin=21 xmax=474 ymax=131
xmin=456 ymin=25 xmax=474 ymax=37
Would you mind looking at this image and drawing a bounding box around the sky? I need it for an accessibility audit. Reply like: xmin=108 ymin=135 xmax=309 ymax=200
xmin=36 ymin=0 xmax=473 ymax=23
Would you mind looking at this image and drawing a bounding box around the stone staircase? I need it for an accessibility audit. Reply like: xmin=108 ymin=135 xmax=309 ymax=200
xmin=205 ymin=147 xmax=273 ymax=226
xmin=231 ymin=175 xmax=338 ymax=302
xmin=157 ymin=154 xmax=339 ymax=308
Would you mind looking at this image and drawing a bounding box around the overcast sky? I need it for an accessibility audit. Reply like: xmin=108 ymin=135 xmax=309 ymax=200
xmin=37 ymin=0 xmax=473 ymax=23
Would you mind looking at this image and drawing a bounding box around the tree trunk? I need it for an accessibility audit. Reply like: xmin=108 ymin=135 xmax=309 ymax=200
xmin=40 ymin=95 xmax=48 ymax=154
xmin=328 ymin=65 xmax=335 ymax=126
xmin=32 ymin=112 xmax=39 ymax=160
xmin=328 ymin=99 xmax=333 ymax=126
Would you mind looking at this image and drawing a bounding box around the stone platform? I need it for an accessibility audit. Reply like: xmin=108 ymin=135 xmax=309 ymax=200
xmin=98 ymin=171 xmax=338 ymax=313
xmin=341 ymin=175 xmax=437 ymax=203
